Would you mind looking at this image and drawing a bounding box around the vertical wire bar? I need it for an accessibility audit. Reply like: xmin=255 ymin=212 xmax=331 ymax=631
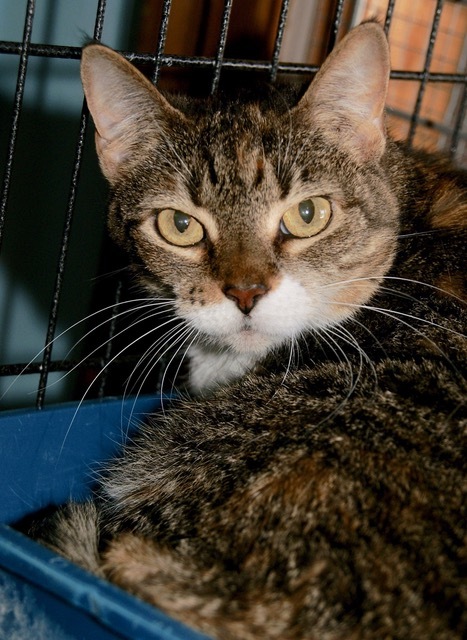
xmin=97 ymin=0 xmax=171 ymax=399
xmin=151 ymin=0 xmax=172 ymax=85
xmin=36 ymin=0 xmax=107 ymax=408
xmin=211 ymin=0 xmax=234 ymax=94
xmin=97 ymin=1 xmax=174 ymax=398
xmin=269 ymin=0 xmax=290 ymax=83
xmin=326 ymin=0 xmax=346 ymax=54
xmin=383 ymin=0 xmax=397 ymax=34
xmin=407 ymin=0 xmax=444 ymax=146
xmin=450 ymin=80 xmax=466 ymax=158
xmin=0 ymin=0 xmax=35 ymax=252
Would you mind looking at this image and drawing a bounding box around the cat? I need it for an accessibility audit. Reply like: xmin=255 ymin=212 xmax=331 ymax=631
xmin=28 ymin=22 xmax=466 ymax=640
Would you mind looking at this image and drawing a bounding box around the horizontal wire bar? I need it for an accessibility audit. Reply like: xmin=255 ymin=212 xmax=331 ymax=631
xmin=0 ymin=41 xmax=465 ymax=83
xmin=0 ymin=360 xmax=101 ymax=377
xmin=0 ymin=351 xmax=174 ymax=376
xmin=0 ymin=355 xmax=144 ymax=377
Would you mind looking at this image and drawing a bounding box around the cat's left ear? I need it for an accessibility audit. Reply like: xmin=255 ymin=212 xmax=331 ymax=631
xmin=296 ymin=22 xmax=390 ymax=163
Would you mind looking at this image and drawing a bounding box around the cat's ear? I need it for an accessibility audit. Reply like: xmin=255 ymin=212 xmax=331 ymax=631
xmin=81 ymin=45 xmax=183 ymax=182
xmin=297 ymin=22 xmax=390 ymax=162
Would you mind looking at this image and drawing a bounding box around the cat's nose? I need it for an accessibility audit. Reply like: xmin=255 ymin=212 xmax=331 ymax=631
xmin=223 ymin=284 xmax=268 ymax=315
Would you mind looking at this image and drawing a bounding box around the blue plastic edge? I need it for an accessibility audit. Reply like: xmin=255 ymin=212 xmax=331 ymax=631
xmin=0 ymin=525 xmax=207 ymax=640
xmin=0 ymin=396 xmax=210 ymax=640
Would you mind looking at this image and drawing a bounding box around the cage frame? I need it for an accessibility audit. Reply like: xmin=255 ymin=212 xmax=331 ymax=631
xmin=0 ymin=0 xmax=466 ymax=410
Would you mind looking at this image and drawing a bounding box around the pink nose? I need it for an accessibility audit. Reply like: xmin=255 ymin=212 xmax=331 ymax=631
xmin=223 ymin=284 xmax=268 ymax=315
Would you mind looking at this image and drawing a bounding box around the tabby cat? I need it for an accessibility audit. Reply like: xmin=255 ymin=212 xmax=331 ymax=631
xmin=30 ymin=22 xmax=466 ymax=640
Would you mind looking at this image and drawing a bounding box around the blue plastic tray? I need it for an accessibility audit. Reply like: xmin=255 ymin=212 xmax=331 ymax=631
xmin=0 ymin=397 xmax=209 ymax=639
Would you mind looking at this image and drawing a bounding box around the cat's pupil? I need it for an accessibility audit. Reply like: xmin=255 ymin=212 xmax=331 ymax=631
xmin=174 ymin=211 xmax=191 ymax=233
xmin=299 ymin=200 xmax=315 ymax=224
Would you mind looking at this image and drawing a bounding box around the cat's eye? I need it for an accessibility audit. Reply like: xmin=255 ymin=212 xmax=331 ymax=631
xmin=156 ymin=209 xmax=205 ymax=246
xmin=280 ymin=197 xmax=332 ymax=238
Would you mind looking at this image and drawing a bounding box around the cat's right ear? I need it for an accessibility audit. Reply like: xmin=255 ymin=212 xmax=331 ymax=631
xmin=81 ymin=45 xmax=183 ymax=182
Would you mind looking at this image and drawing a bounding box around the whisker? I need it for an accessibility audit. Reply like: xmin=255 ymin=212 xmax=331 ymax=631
xmin=348 ymin=302 xmax=465 ymax=340
xmin=117 ymin=320 xmax=190 ymax=434
xmin=331 ymin=323 xmax=378 ymax=391
xmin=0 ymin=297 xmax=173 ymax=404
xmin=57 ymin=318 xmax=184 ymax=457
xmin=268 ymin=83 xmax=293 ymax=184
xmin=397 ymin=230 xmax=439 ymax=239
xmin=61 ymin=299 xmax=175 ymax=363
xmin=122 ymin=322 xmax=194 ymax=429
xmin=320 ymin=326 xmax=358 ymax=398
xmin=167 ymin=329 xmax=201 ymax=400
xmin=123 ymin=322 xmax=189 ymax=396
xmin=311 ymin=327 xmax=364 ymax=428
xmin=125 ymin=323 xmax=193 ymax=408
xmin=321 ymin=275 xmax=466 ymax=305
xmin=280 ymin=335 xmax=298 ymax=386
xmin=331 ymin=301 xmax=466 ymax=383
xmin=345 ymin=316 xmax=389 ymax=360
xmin=42 ymin=303 xmax=178 ymax=393
xmin=159 ymin=327 xmax=201 ymax=414
xmin=90 ymin=265 xmax=131 ymax=282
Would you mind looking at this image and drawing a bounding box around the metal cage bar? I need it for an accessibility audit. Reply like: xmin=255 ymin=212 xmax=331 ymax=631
xmin=326 ymin=0 xmax=347 ymax=54
xmin=151 ymin=0 xmax=172 ymax=85
xmin=451 ymin=82 xmax=467 ymax=156
xmin=383 ymin=0 xmax=397 ymax=34
xmin=0 ymin=0 xmax=35 ymax=251
xmin=35 ymin=0 xmax=108 ymax=408
xmin=210 ymin=0 xmax=234 ymax=93
xmin=0 ymin=40 xmax=465 ymax=83
xmin=407 ymin=0 xmax=444 ymax=146
xmin=269 ymin=0 xmax=290 ymax=82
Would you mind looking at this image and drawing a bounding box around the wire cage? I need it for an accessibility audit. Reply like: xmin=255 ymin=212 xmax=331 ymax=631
xmin=0 ymin=0 xmax=466 ymax=411
xmin=0 ymin=1 xmax=466 ymax=638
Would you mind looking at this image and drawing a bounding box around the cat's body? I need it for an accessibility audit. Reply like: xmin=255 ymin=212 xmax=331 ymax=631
xmin=29 ymin=23 xmax=466 ymax=639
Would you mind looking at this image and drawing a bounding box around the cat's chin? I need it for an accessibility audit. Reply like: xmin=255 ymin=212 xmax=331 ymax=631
xmin=187 ymin=342 xmax=268 ymax=395
xmin=181 ymin=274 xmax=348 ymax=393
xmin=184 ymin=310 xmax=296 ymax=394
xmin=186 ymin=314 xmax=296 ymax=393
xmin=222 ymin=327 xmax=282 ymax=356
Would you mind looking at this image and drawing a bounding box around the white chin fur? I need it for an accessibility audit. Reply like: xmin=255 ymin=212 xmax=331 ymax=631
xmin=183 ymin=275 xmax=339 ymax=394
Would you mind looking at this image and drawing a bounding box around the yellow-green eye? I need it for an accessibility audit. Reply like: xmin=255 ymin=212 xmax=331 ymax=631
xmin=280 ymin=197 xmax=332 ymax=238
xmin=156 ymin=209 xmax=205 ymax=246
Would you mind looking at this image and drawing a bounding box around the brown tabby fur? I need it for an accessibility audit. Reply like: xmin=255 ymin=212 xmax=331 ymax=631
xmin=29 ymin=23 xmax=466 ymax=640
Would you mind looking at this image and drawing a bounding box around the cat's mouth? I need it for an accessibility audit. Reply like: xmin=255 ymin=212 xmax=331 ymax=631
xmin=224 ymin=317 xmax=289 ymax=355
xmin=241 ymin=316 xmax=253 ymax=330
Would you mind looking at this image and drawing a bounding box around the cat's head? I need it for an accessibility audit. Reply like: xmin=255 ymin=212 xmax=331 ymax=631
xmin=81 ymin=22 xmax=399 ymax=391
